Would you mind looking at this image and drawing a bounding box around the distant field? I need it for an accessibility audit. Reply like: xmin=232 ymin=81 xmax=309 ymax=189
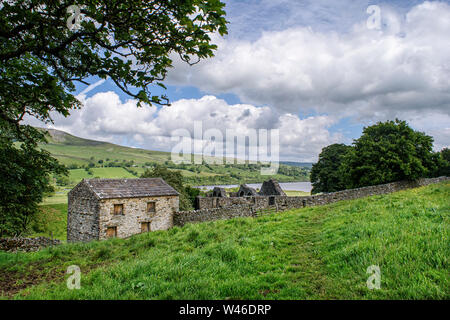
xmin=40 ymin=129 xmax=230 ymax=168
xmin=3 ymin=181 xmax=448 ymax=299
xmin=284 ymin=190 xmax=310 ymax=196
xmin=42 ymin=191 xmax=69 ymax=205
xmin=28 ymin=204 xmax=68 ymax=240
xmin=42 ymin=143 xmax=171 ymax=167
xmin=68 ymin=167 xmax=136 ymax=182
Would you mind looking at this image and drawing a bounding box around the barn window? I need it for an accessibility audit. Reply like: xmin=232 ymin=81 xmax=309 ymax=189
xmin=269 ymin=196 xmax=275 ymax=206
xmin=113 ymin=204 xmax=124 ymax=215
xmin=147 ymin=202 xmax=156 ymax=213
xmin=106 ymin=227 xmax=117 ymax=238
xmin=141 ymin=222 xmax=151 ymax=233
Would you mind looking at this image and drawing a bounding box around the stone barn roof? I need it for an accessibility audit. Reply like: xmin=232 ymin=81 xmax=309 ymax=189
xmin=75 ymin=178 xmax=179 ymax=199
xmin=237 ymin=184 xmax=258 ymax=197
xmin=259 ymin=179 xmax=286 ymax=196
xmin=212 ymin=187 xmax=227 ymax=197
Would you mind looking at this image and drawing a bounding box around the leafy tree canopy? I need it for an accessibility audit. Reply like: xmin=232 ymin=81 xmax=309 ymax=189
xmin=346 ymin=119 xmax=435 ymax=188
xmin=310 ymin=144 xmax=352 ymax=194
xmin=433 ymin=148 xmax=450 ymax=177
xmin=310 ymin=119 xmax=442 ymax=194
xmin=0 ymin=0 xmax=227 ymax=235
xmin=0 ymin=138 xmax=60 ymax=236
xmin=1 ymin=0 xmax=227 ymax=136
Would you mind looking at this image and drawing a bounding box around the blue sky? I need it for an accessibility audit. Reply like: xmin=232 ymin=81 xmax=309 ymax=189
xmin=39 ymin=0 xmax=450 ymax=162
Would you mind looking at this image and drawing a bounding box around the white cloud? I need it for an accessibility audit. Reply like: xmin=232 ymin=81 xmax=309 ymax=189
xmin=34 ymin=93 xmax=339 ymax=162
xmin=405 ymin=111 xmax=450 ymax=151
xmin=168 ymin=1 xmax=450 ymax=119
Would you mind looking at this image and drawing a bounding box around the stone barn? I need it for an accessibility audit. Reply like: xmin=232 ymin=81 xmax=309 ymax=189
xmin=67 ymin=178 xmax=179 ymax=242
xmin=237 ymin=184 xmax=258 ymax=197
xmin=211 ymin=187 xmax=227 ymax=197
xmin=259 ymin=179 xmax=286 ymax=196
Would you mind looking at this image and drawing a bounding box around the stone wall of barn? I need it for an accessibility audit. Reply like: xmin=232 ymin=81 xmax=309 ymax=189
xmin=0 ymin=237 xmax=61 ymax=252
xmin=98 ymin=195 xmax=179 ymax=240
xmin=67 ymin=182 xmax=101 ymax=242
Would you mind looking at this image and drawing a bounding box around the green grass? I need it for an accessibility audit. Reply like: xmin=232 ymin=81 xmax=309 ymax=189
xmin=28 ymin=204 xmax=68 ymax=241
xmin=284 ymin=190 xmax=310 ymax=196
xmin=3 ymin=182 xmax=447 ymax=300
xmin=68 ymin=167 xmax=136 ymax=182
xmin=42 ymin=190 xmax=70 ymax=205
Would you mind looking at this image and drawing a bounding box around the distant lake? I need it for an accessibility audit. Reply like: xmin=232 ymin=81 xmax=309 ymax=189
xmin=195 ymin=182 xmax=312 ymax=193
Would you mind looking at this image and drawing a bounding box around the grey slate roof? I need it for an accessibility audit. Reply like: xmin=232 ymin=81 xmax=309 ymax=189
xmin=81 ymin=178 xmax=179 ymax=199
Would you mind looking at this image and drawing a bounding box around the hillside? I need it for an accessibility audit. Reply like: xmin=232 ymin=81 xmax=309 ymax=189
xmin=39 ymin=128 xmax=177 ymax=166
xmin=1 ymin=181 xmax=448 ymax=299
xmin=37 ymin=128 xmax=311 ymax=190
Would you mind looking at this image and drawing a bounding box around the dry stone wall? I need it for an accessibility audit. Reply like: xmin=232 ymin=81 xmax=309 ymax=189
xmin=196 ymin=196 xmax=271 ymax=210
xmin=0 ymin=237 xmax=61 ymax=252
xmin=184 ymin=177 xmax=449 ymax=227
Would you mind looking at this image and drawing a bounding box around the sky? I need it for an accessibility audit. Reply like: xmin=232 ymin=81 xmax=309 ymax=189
xmin=30 ymin=0 xmax=450 ymax=162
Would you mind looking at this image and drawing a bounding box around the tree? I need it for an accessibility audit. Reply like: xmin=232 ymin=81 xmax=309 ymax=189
xmin=0 ymin=1 xmax=227 ymax=234
xmin=0 ymin=137 xmax=62 ymax=236
xmin=141 ymin=165 xmax=194 ymax=211
xmin=185 ymin=185 xmax=201 ymax=207
xmin=440 ymin=148 xmax=450 ymax=174
xmin=310 ymin=144 xmax=353 ymax=194
xmin=432 ymin=148 xmax=450 ymax=177
xmin=345 ymin=119 xmax=435 ymax=188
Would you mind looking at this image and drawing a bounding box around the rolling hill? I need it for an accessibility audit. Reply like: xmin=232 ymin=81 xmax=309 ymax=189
xmin=40 ymin=128 xmax=174 ymax=167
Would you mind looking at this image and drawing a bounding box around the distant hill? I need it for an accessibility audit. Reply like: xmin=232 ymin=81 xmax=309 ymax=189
xmin=280 ymin=161 xmax=314 ymax=168
xmin=38 ymin=128 xmax=173 ymax=167
xmin=36 ymin=128 xmax=311 ymax=187
xmin=43 ymin=128 xmax=110 ymax=146
xmin=39 ymin=128 xmax=313 ymax=169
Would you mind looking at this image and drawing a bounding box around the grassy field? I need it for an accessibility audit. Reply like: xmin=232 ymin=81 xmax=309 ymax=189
xmin=68 ymin=168 xmax=136 ymax=181
xmin=284 ymin=190 xmax=310 ymax=197
xmin=28 ymin=204 xmax=68 ymax=240
xmin=1 ymin=181 xmax=448 ymax=299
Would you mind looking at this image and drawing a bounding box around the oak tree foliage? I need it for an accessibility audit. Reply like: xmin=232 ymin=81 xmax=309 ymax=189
xmin=310 ymin=144 xmax=352 ymax=194
xmin=346 ymin=119 xmax=435 ymax=188
xmin=311 ymin=119 xmax=441 ymax=194
xmin=0 ymin=0 xmax=228 ymax=235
